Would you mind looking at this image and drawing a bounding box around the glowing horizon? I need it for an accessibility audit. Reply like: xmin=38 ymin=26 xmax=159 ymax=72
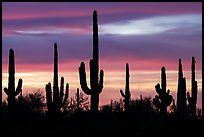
xmin=2 ymin=69 xmax=202 ymax=108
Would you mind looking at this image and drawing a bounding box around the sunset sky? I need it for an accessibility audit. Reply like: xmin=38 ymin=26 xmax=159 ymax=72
xmin=2 ymin=2 xmax=202 ymax=108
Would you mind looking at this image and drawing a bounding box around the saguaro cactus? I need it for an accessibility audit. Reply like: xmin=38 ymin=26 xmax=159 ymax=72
xmin=140 ymin=95 xmax=143 ymax=101
xmin=172 ymin=98 xmax=176 ymax=114
xmin=120 ymin=63 xmax=131 ymax=112
xmin=187 ymin=57 xmax=197 ymax=117
xmin=177 ymin=59 xmax=187 ymax=117
xmin=153 ymin=66 xmax=172 ymax=117
xmin=110 ymin=100 xmax=113 ymax=112
xmin=4 ymin=49 xmax=23 ymax=112
xmin=45 ymin=43 xmax=69 ymax=115
xmin=79 ymin=10 xmax=104 ymax=113
xmin=76 ymin=88 xmax=80 ymax=111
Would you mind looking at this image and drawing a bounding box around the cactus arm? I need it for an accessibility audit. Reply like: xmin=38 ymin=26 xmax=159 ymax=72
xmin=97 ymin=69 xmax=104 ymax=94
xmin=46 ymin=82 xmax=52 ymax=110
xmin=62 ymin=83 xmax=69 ymax=106
xmin=59 ymin=77 xmax=64 ymax=103
xmin=15 ymin=79 xmax=23 ymax=95
xmin=79 ymin=62 xmax=92 ymax=95
xmin=4 ymin=88 xmax=9 ymax=95
xmin=166 ymin=90 xmax=172 ymax=106
xmin=153 ymin=95 xmax=160 ymax=108
xmin=166 ymin=94 xmax=173 ymax=106
xmin=153 ymin=95 xmax=161 ymax=109
xmin=155 ymin=83 xmax=162 ymax=96
xmin=187 ymin=92 xmax=191 ymax=102
xmin=120 ymin=90 xmax=126 ymax=98
xmin=167 ymin=89 xmax=170 ymax=95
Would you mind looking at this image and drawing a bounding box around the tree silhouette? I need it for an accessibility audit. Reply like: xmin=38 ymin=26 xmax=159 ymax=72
xmin=79 ymin=10 xmax=104 ymax=113
xmin=4 ymin=49 xmax=23 ymax=114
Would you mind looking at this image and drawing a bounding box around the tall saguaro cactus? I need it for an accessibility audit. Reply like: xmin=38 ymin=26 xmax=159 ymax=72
xmin=45 ymin=43 xmax=69 ymax=116
xmin=120 ymin=63 xmax=131 ymax=112
xmin=4 ymin=49 xmax=23 ymax=112
xmin=79 ymin=10 xmax=104 ymax=113
xmin=153 ymin=66 xmax=172 ymax=117
xmin=177 ymin=59 xmax=187 ymax=117
xmin=187 ymin=57 xmax=197 ymax=117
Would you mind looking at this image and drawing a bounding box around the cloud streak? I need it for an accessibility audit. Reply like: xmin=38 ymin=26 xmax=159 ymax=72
xmin=3 ymin=2 xmax=201 ymax=19
xmin=100 ymin=14 xmax=201 ymax=35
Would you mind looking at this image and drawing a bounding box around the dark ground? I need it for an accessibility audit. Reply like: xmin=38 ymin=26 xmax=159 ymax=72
xmin=2 ymin=112 xmax=203 ymax=136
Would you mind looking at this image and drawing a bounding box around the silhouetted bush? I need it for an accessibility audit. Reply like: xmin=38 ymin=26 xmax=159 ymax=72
xmin=2 ymin=90 xmax=45 ymax=120
xmin=63 ymin=91 xmax=89 ymax=114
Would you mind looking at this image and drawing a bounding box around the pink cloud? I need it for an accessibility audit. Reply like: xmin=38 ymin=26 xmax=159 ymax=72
xmin=3 ymin=2 xmax=201 ymax=20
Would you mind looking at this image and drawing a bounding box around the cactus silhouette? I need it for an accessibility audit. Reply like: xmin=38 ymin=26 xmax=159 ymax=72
xmin=172 ymin=98 xmax=176 ymax=114
xmin=76 ymin=88 xmax=80 ymax=111
xmin=79 ymin=10 xmax=104 ymax=113
xmin=187 ymin=57 xmax=197 ymax=117
xmin=120 ymin=63 xmax=131 ymax=112
xmin=4 ymin=49 xmax=23 ymax=113
xmin=153 ymin=66 xmax=172 ymax=117
xmin=45 ymin=43 xmax=69 ymax=116
xmin=140 ymin=95 xmax=143 ymax=101
xmin=177 ymin=59 xmax=187 ymax=117
xmin=110 ymin=100 xmax=113 ymax=112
